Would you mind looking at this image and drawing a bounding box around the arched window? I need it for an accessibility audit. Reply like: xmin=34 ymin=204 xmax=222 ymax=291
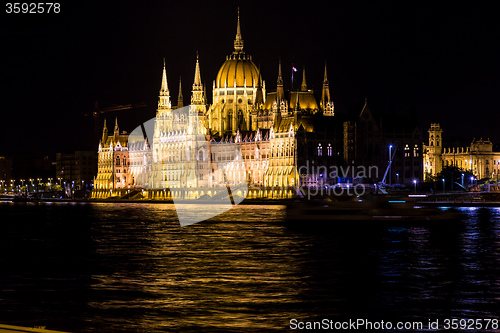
xmin=317 ymin=143 xmax=323 ymax=157
xmin=327 ymin=143 xmax=332 ymax=156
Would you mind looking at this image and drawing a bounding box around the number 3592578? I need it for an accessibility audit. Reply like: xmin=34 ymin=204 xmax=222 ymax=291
xmin=6 ymin=3 xmax=61 ymax=13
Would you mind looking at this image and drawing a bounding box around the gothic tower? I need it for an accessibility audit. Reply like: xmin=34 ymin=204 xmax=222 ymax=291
xmin=321 ymin=61 xmax=334 ymax=116
xmin=426 ymin=123 xmax=443 ymax=177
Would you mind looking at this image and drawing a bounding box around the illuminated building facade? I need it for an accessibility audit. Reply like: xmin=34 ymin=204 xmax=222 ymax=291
xmin=94 ymin=118 xmax=134 ymax=196
xmin=92 ymin=10 xmax=342 ymax=199
xmin=423 ymin=123 xmax=500 ymax=180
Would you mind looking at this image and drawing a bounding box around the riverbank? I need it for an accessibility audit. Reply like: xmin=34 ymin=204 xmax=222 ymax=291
xmin=3 ymin=191 xmax=500 ymax=207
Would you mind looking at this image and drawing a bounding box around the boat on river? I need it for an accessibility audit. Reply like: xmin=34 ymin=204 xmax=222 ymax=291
xmin=286 ymin=195 xmax=460 ymax=225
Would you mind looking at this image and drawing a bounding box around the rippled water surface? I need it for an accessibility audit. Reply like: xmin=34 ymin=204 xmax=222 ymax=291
xmin=1 ymin=202 xmax=500 ymax=332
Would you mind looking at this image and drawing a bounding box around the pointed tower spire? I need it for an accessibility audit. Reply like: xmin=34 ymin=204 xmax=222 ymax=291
xmin=203 ymin=82 xmax=207 ymax=105
xmin=255 ymin=63 xmax=264 ymax=105
xmin=193 ymin=52 xmax=202 ymax=89
xmin=161 ymin=58 xmax=169 ymax=92
xmin=158 ymin=59 xmax=171 ymax=109
xmin=177 ymin=76 xmax=184 ymax=108
xmin=102 ymin=118 xmax=108 ymax=143
xmin=321 ymin=61 xmax=331 ymax=108
xmin=114 ymin=117 xmax=119 ymax=140
xmin=191 ymin=53 xmax=204 ymax=104
xmin=323 ymin=60 xmax=329 ymax=83
xmin=301 ymin=65 xmax=307 ymax=91
xmin=277 ymin=58 xmax=284 ymax=101
xmin=233 ymin=7 xmax=244 ymax=53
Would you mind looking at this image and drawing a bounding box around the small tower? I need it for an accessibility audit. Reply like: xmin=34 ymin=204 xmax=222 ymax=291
xmin=301 ymin=66 xmax=307 ymax=91
xmin=321 ymin=61 xmax=331 ymax=108
xmin=425 ymin=123 xmax=443 ymax=178
xmin=321 ymin=61 xmax=334 ymax=116
xmin=156 ymin=60 xmax=173 ymax=133
xmin=158 ymin=58 xmax=171 ymax=109
xmin=177 ymin=77 xmax=184 ymax=108
xmin=114 ymin=117 xmax=119 ymax=139
xmin=233 ymin=7 xmax=244 ymax=54
xmin=101 ymin=118 xmax=108 ymax=144
xmin=191 ymin=53 xmax=204 ymax=105
xmin=276 ymin=58 xmax=284 ymax=102
xmin=189 ymin=53 xmax=207 ymax=135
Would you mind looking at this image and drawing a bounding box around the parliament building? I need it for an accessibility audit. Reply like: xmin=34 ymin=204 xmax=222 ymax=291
xmin=93 ymin=10 xmax=426 ymax=200
xmin=92 ymin=10 xmax=340 ymax=200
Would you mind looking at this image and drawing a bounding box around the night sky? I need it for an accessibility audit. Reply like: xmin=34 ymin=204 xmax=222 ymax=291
xmin=1 ymin=1 xmax=499 ymax=155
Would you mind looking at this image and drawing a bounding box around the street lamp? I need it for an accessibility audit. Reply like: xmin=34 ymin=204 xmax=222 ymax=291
xmin=461 ymin=173 xmax=464 ymax=188
xmin=497 ymin=160 xmax=499 ymax=184
xmin=388 ymin=145 xmax=393 ymax=186
xmin=442 ymin=178 xmax=445 ymax=194
xmin=396 ymin=173 xmax=399 ymax=184
xmin=413 ymin=179 xmax=417 ymax=193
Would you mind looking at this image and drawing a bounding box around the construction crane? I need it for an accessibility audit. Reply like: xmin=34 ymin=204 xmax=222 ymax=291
xmin=86 ymin=100 xmax=147 ymax=147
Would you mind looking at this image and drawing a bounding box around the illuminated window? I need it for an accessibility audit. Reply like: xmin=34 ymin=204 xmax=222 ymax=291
xmin=404 ymin=144 xmax=410 ymax=158
xmin=413 ymin=144 xmax=419 ymax=157
xmin=327 ymin=143 xmax=332 ymax=156
xmin=317 ymin=144 xmax=323 ymax=156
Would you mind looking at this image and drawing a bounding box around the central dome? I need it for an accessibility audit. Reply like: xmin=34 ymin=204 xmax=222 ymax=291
xmin=216 ymin=55 xmax=260 ymax=88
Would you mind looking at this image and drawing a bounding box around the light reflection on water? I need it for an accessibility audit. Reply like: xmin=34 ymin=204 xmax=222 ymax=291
xmin=0 ymin=202 xmax=500 ymax=332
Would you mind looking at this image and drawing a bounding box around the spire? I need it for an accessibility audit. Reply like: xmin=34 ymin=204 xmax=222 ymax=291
xmin=321 ymin=61 xmax=331 ymax=108
xmin=203 ymin=82 xmax=207 ymax=105
xmin=158 ymin=59 xmax=171 ymax=109
xmin=193 ymin=52 xmax=202 ymax=90
xmin=233 ymin=7 xmax=244 ymax=53
xmin=114 ymin=117 xmax=119 ymax=139
xmin=277 ymin=58 xmax=283 ymax=85
xmin=255 ymin=64 xmax=264 ymax=105
xmin=301 ymin=65 xmax=307 ymax=91
xmin=102 ymin=118 xmax=108 ymax=143
xmin=177 ymin=76 xmax=184 ymax=108
xmin=160 ymin=58 xmax=169 ymax=93
xmin=323 ymin=60 xmax=329 ymax=84
xmin=277 ymin=58 xmax=284 ymax=101
xmin=191 ymin=53 xmax=204 ymax=104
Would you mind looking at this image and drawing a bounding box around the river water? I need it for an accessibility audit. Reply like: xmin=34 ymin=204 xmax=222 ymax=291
xmin=0 ymin=202 xmax=499 ymax=332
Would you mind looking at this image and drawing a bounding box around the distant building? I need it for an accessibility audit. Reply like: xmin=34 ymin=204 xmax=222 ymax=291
xmin=343 ymin=101 xmax=423 ymax=184
xmin=56 ymin=151 xmax=97 ymax=190
xmin=0 ymin=156 xmax=13 ymax=182
xmin=423 ymin=123 xmax=500 ymax=180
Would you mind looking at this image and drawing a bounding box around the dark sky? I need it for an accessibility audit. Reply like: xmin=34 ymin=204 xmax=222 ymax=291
xmin=1 ymin=1 xmax=499 ymax=155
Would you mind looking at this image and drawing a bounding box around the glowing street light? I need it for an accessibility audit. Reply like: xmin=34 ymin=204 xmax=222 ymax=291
xmin=388 ymin=145 xmax=393 ymax=186
xmin=413 ymin=179 xmax=417 ymax=193
xmin=442 ymin=178 xmax=445 ymax=194
xmin=461 ymin=173 xmax=464 ymax=188
xmin=497 ymin=160 xmax=499 ymax=183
